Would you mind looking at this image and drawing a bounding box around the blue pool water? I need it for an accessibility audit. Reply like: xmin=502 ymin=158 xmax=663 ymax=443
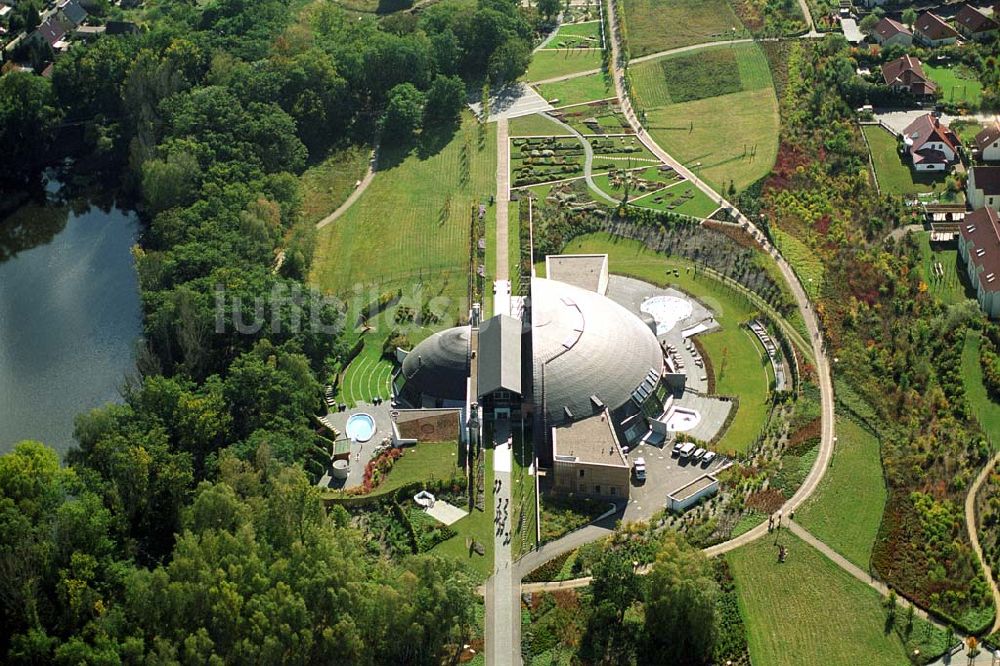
xmin=346 ymin=413 xmax=376 ymax=442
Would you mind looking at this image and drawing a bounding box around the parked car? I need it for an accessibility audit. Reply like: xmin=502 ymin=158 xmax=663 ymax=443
xmin=692 ymin=447 xmax=706 ymax=461
xmin=678 ymin=442 xmax=696 ymax=458
xmin=702 ymin=451 xmax=717 ymax=465
xmin=672 ymin=441 xmax=685 ymax=456
xmin=633 ymin=457 xmax=646 ymax=482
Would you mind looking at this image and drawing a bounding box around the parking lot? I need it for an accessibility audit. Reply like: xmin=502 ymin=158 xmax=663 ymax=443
xmin=622 ymin=440 xmax=731 ymax=521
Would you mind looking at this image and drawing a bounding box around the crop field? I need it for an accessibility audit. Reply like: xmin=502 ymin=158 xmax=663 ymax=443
xmin=728 ymin=533 xmax=948 ymax=666
xmin=525 ymin=49 xmax=603 ymax=82
xmin=535 ymin=72 xmax=615 ymax=107
xmin=925 ymin=64 xmax=983 ymax=106
xmin=337 ymin=334 xmax=394 ymax=406
xmin=509 ymin=113 xmax=571 ymax=137
xmin=863 ymin=125 xmax=952 ymax=198
xmin=621 ymin=0 xmax=743 ymax=56
xmin=311 ymin=114 xmax=495 ymax=332
xmin=642 ymin=87 xmax=779 ymax=192
xmin=542 ymin=20 xmax=603 ymax=50
xmin=796 ymin=417 xmax=887 ymax=569
xmin=554 ymin=234 xmax=769 ymax=454
xmin=299 ymin=144 xmax=371 ymax=224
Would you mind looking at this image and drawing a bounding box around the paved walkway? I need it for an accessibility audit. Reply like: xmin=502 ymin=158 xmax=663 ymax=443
xmin=496 ymin=118 xmax=510 ymax=283
xmin=486 ymin=423 xmax=516 ymax=666
xmin=544 ymin=114 xmax=618 ymax=205
xmin=966 ymin=452 xmax=1000 ymax=635
xmin=315 ymin=145 xmax=378 ymax=230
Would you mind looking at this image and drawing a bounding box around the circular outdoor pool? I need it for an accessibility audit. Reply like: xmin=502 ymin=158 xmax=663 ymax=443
xmin=346 ymin=413 xmax=376 ymax=442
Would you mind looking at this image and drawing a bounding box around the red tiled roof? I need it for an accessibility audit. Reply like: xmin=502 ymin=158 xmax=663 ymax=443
xmin=874 ymin=17 xmax=911 ymax=40
xmin=902 ymin=114 xmax=958 ymax=163
xmin=881 ymin=56 xmax=937 ymax=95
xmin=976 ymin=123 xmax=1000 ymax=152
xmin=961 ymin=207 xmax=1000 ymax=292
xmin=955 ymin=5 xmax=998 ymax=34
xmin=915 ymin=12 xmax=959 ymax=40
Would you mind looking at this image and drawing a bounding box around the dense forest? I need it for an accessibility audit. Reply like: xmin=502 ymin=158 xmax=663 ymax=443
xmin=0 ymin=0 xmax=540 ymax=660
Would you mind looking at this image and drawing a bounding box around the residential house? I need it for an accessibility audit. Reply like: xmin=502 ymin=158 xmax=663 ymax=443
xmin=975 ymin=123 xmax=1000 ymax=162
xmin=33 ymin=15 xmax=73 ymax=50
xmin=954 ymin=5 xmax=998 ymax=41
xmin=872 ymin=17 xmax=913 ymax=47
xmin=901 ymin=114 xmax=959 ymax=171
xmin=914 ymin=12 xmax=959 ymax=46
xmin=958 ymin=207 xmax=1000 ymax=317
xmin=881 ymin=55 xmax=937 ymax=96
xmin=968 ymin=165 xmax=1000 ymax=209
xmin=57 ymin=0 xmax=86 ymax=27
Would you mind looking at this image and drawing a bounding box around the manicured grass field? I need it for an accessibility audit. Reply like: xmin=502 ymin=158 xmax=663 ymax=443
xmin=963 ymin=332 xmax=1000 ymax=448
xmin=862 ymin=125 xmax=952 ymax=198
xmin=952 ymin=120 xmax=986 ymax=145
xmin=299 ymin=144 xmax=371 ymax=224
xmin=796 ymin=417 xmax=887 ymax=570
xmin=311 ymin=114 xmax=495 ymax=331
xmin=525 ymin=49 xmax=603 ymax=82
xmin=925 ymin=64 xmax=983 ymax=106
xmin=429 ymin=448 xmax=496 ymax=580
xmin=631 ymin=43 xmax=773 ymax=107
xmin=772 ymin=227 xmax=824 ymax=300
xmin=621 ymin=0 xmax=743 ymax=56
xmin=535 ymin=72 xmax=615 ymax=107
xmin=628 ymin=180 xmax=721 ymax=217
xmin=338 ymin=334 xmax=394 ymax=406
xmin=509 ymin=113 xmax=571 ymax=137
xmin=916 ymin=231 xmax=975 ymax=304
xmin=553 ymin=234 xmax=770 ymax=454
xmin=643 ymin=87 xmax=779 ymax=192
xmin=542 ymin=20 xmax=604 ymax=50
xmin=728 ymin=532 xmax=947 ymax=666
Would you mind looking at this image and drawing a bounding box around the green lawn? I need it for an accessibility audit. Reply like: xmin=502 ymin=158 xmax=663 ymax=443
xmin=772 ymin=227 xmax=824 ymax=300
xmin=631 ymin=42 xmax=773 ymax=107
xmin=862 ymin=125 xmax=953 ymax=199
xmin=338 ymin=334 xmax=394 ymax=406
xmin=627 ymin=179 xmax=721 ymax=217
xmin=508 ymin=199 xmax=521 ymax=294
xmin=428 ymin=448 xmax=495 ymax=580
xmin=642 ymin=87 xmax=779 ymax=193
xmin=542 ymin=20 xmax=604 ymax=50
xmin=963 ymin=331 xmax=1000 ymax=449
xmin=621 ymin=0 xmax=744 ymax=56
xmin=535 ymin=72 xmax=615 ymax=107
xmin=728 ymin=532 xmax=949 ymax=666
xmin=925 ymin=64 xmax=983 ymax=106
xmin=916 ymin=231 xmax=975 ymax=304
xmin=509 ymin=113 xmax=572 ymax=137
xmin=311 ymin=114 xmax=494 ymax=333
xmin=299 ymin=144 xmax=371 ymax=225
xmin=796 ymin=417 xmax=887 ymax=570
xmin=525 ymin=49 xmax=603 ymax=82
xmin=510 ymin=420 xmax=537 ymax=558
xmin=952 ymin=120 xmax=985 ymax=145
xmin=553 ymin=233 xmax=770 ymax=454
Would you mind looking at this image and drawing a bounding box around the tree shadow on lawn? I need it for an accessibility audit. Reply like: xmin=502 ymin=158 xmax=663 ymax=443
xmin=377 ymin=120 xmax=462 ymax=170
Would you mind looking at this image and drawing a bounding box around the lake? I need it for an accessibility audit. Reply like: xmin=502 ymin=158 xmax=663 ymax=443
xmin=0 ymin=177 xmax=142 ymax=455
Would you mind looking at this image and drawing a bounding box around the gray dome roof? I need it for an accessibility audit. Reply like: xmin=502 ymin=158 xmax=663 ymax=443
xmin=401 ymin=326 xmax=470 ymax=401
xmin=531 ymin=278 xmax=663 ymax=425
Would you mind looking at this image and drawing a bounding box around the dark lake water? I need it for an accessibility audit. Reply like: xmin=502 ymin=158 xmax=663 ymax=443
xmin=0 ymin=177 xmax=141 ymax=455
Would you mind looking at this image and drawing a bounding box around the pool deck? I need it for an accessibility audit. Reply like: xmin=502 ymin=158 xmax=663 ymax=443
xmin=316 ymin=402 xmax=395 ymax=490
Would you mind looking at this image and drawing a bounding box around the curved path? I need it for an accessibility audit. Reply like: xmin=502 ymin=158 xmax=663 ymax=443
xmin=966 ymin=451 xmax=1000 ymax=635
xmin=315 ymin=146 xmax=378 ymax=231
xmin=544 ymin=115 xmax=619 ymax=205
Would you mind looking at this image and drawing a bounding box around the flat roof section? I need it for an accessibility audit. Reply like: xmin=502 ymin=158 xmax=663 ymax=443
xmin=545 ymin=254 xmax=609 ymax=294
xmin=552 ymin=411 xmax=628 ymax=467
xmin=669 ymin=474 xmax=717 ymax=501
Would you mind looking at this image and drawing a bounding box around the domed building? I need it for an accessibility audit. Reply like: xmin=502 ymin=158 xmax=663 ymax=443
xmin=398 ymin=326 xmax=471 ymax=407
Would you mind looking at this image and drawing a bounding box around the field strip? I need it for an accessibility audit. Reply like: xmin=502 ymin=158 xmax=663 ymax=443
xmin=550 ymin=97 xmax=618 ymax=111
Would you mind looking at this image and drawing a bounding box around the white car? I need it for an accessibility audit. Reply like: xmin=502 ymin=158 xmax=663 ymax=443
xmin=633 ymin=457 xmax=647 ymax=481
xmin=702 ymin=451 xmax=717 ymax=465
xmin=692 ymin=447 xmax=706 ymax=461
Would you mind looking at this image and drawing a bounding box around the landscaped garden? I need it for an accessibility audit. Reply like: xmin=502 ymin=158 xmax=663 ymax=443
xmin=632 ymin=43 xmax=779 ymax=192
xmin=554 ymin=233 xmax=773 ymax=455
xmin=336 ymin=334 xmax=394 ymax=406
xmin=796 ymin=417 xmax=887 ymax=570
xmin=916 ymin=231 xmax=975 ymax=304
xmin=862 ymin=125 xmax=954 ymax=199
xmin=509 ymin=112 xmax=572 ymax=137
xmin=541 ymin=20 xmax=604 ymax=50
xmin=925 ymin=63 xmax=983 ymax=106
xmin=525 ymin=49 xmax=603 ymax=82
xmin=554 ymin=100 xmax=633 ymax=135
xmin=535 ymin=71 xmax=615 ymax=107
xmin=728 ymin=533 xmax=950 ymax=666
xmin=311 ymin=114 xmax=495 ymax=334
xmin=621 ymin=0 xmax=744 ymax=56
xmin=510 ymin=136 xmax=586 ymax=186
